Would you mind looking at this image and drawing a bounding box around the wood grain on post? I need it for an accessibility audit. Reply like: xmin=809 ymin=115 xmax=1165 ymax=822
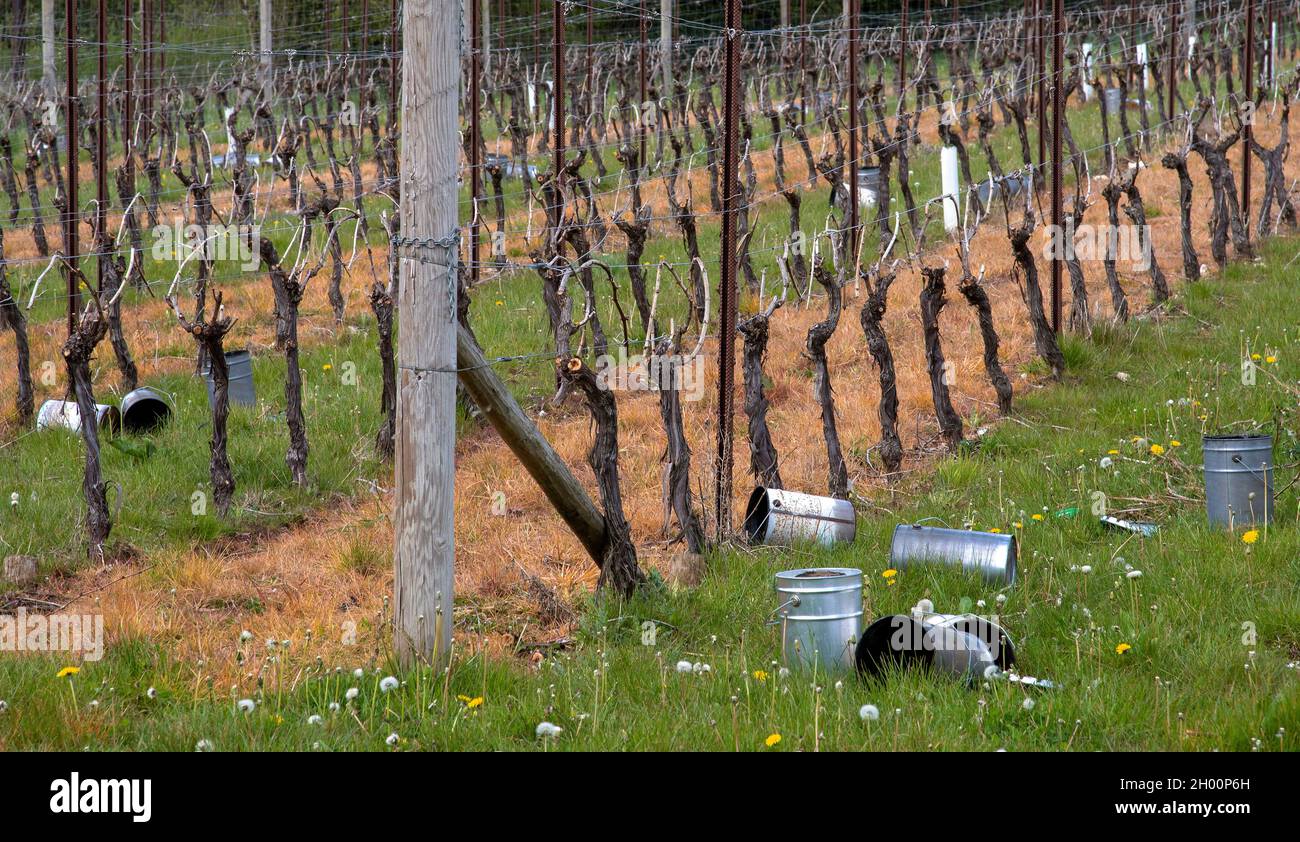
xmin=393 ymin=0 xmax=458 ymax=668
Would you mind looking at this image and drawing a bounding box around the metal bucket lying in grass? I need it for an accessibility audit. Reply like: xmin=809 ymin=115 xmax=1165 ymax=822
xmin=120 ymin=387 xmax=172 ymax=433
xmin=774 ymin=568 xmax=863 ymax=673
xmin=890 ymin=523 xmax=1017 ymax=584
xmin=36 ymin=400 xmax=120 ymax=436
xmin=856 ymin=613 xmax=1005 ymax=684
xmin=743 ymin=487 xmax=856 ymax=547
xmin=1204 ymin=433 xmax=1273 ymax=527
xmin=912 ymin=611 xmax=1016 ymax=671
xmin=201 ymin=349 xmax=256 ymax=409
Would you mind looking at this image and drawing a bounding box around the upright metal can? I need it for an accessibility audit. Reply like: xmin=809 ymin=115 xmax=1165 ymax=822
xmin=774 ymin=568 xmax=863 ymax=673
xmin=1203 ymin=434 xmax=1273 ymax=527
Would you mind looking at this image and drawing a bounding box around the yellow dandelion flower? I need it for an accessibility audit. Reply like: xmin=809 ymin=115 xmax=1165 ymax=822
xmin=1116 ymin=643 xmax=1132 ymax=655
xmin=57 ymin=666 xmax=80 ymax=678
xmin=765 ymin=733 xmax=782 ymax=748
xmin=1242 ymin=529 xmax=1260 ymax=544
xmin=1031 ymin=513 xmax=1044 ymax=521
xmin=322 ymin=363 xmax=333 ymax=372
xmin=1107 ymin=449 xmax=1120 ymax=455
xmin=466 ymin=696 xmax=484 ymax=709
xmin=1266 ymin=355 xmax=1277 ymax=364
xmin=456 ymin=694 xmax=472 ymax=703
xmin=882 ymin=569 xmax=898 ymax=579
xmin=1149 ymin=444 xmax=1165 ymax=456
xmin=990 ymin=527 xmax=1002 ymax=533
xmin=273 ymin=714 xmax=284 ymax=726
xmin=495 ymin=299 xmax=504 ymax=306
xmin=1170 ymin=440 xmax=1181 ymax=447
xmin=752 ymin=669 xmax=768 ymax=682
xmin=1251 ymin=353 xmax=1262 ymax=361
xmin=1013 ymin=521 xmax=1024 ymax=529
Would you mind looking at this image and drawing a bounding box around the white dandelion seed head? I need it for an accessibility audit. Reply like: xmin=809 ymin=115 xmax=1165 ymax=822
xmin=0 ymin=700 xmax=9 ymax=713
xmin=675 ymin=660 xmax=693 ymax=673
xmin=983 ymin=664 xmax=1001 ymax=679
xmin=536 ymin=721 xmax=563 ymax=738
xmin=1127 ymin=569 xmax=1143 ymax=579
xmin=379 ymin=676 xmax=399 ymax=693
xmin=328 ymin=702 xmax=340 ymax=712
xmin=239 ymin=630 xmax=252 ymax=642
xmin=995 ymin=594 xmax=1007 ymax=606
xmin=307 ymin=714 xmax=323 ymax=725
xmin=265 ymin=638 xmax=277 ymax=650
xmin=236 ymin=698 xmax=256 ymax=713
xmin=195 ymin=739 xmax=213 ymax=752
xmin=385 ymin=733 xmax=399 ymax=746
xmin=778 ymin=667 xmax=791 ymax=680
xmin=353 ymin=668 xmax=364 ymax=679
xmin=1100 ymin=457 xmax=1114 ymax=469
xmin=859 ymin=704 xmax=880 ymax=722
xmin=1081 ymin=565 xmax=1092 ymax=574
xmin=146 ymin=686 xmax=157 ymax=699
xmin=345 ymin=687 xmax=360 ymax=701
xmin=914 ymin=598 xmax=935 ymax=615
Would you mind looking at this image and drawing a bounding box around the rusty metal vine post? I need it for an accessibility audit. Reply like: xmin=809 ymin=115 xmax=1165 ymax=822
xmin=1167 ymin=0 xmax=1178 ymax=124
xmin=65 ymin=0 xmax=78 ymax=330
xmin=1242 ymin=0 xmax=1254 ymax=236
xmin=899 ymin=0 xmax=908 ymax=111
xmin=470 ymin=0 xmax=481 ymax=289
xmin=848 ymin=0 xmax=859 ymax=266
xmin=716 ymin=0 xmax=741 ymax=540
xmin=553 ymin=0 xmax=565 ymax=177
xmin=639 ymin=0 xmax=647 ymax=171
xmin=96 ymin=0 xmax=106 ymax=292
xmin=1035 ymin=0 xmax=1045 ymax=178
xmin=1050 ymin=0 xmax=1062 ymax=332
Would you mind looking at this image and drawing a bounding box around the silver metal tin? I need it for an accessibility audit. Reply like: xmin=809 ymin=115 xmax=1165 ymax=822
xmin=36 ymin=400 xmax=121 ymax=436
xmin=890 ymin=523 xmax=1017 ymax=584
xmin=743 ymin=487 xmax=857 ymax=547
xmin=1203 ymin=434 xmax=1273 ymax=527
xmin=774 ymin=568 xmax=864 ymax=673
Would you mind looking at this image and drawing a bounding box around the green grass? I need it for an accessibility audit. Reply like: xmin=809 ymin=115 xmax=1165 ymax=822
xmin=4 ymin=236 xmax=1300 ymax=751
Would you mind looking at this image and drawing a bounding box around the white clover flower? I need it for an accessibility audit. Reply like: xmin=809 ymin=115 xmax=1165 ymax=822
xmin=859 ymin=704 xmax=880 ymax=722
xmin=345 ymin=687 xmax=360 ymax=701
xmin=536 ymin=721 xmax=563 ymax=739
xmin=236 ymin=698 xmax=256 ymax=713
xmin=195 ymin=739 xmax=214 ymax=752
xmin=385 ymin=733 xmax=400 ymax=747
xmin=1126 ymin=570 xmax=1143 ymax=579
xmin=379 ymin=676 xmax=399 ymax=692
xmin=1022 ymin=698 xmax=1035 ymax=711
xmin=307 ymin=714 xmax=323 ymax=726
xmin=675 ymin=660 xmax=693 ymax=673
